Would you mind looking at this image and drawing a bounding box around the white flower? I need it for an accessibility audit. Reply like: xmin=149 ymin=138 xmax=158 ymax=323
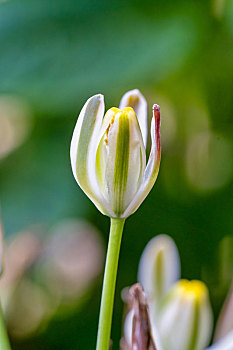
xmin=70 ymin=89 xmax=161 ymax=218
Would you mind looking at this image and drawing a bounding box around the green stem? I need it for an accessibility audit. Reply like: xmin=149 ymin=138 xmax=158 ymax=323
xmin=0 ymin=303 xmax=11 ymax=350
xmin=96 ymin=218 xmax=125 ymax=350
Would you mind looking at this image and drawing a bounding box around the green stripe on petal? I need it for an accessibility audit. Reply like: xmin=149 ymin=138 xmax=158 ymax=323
xmin=154 ymin=249 xmax=164 ymax=302
xmin=113 ymin=112 xmax=130 ymax=215
xmin=95 ymin=106 xmax=146 ymax=217
xmin=138 ymin=235 xmax=180 ymax=315
xmin=186 ymin=300 xmax=199 ymax=350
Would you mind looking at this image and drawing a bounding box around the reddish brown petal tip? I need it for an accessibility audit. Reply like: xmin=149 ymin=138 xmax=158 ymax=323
xmin=153 ymin=104 xmax=161 ymax=158
xmin=153 ymin=104 xmax=160 ymax=112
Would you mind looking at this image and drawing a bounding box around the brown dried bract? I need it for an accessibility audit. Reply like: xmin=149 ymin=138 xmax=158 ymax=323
xmin=122 ymin=283 xmax=157 ymax=350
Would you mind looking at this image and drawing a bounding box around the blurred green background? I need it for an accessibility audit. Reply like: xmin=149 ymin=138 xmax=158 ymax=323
xmin=0 ymin=0 xmax=233 ymax=349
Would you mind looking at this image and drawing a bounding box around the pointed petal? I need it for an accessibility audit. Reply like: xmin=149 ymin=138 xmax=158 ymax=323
xmin=70 ymin=94 xmax=114 ymax=216
xmin=119 ymin=89 xmax=148 ymax=148
xmin=206 ymin=330 xmax=233 ymax=350
xmin=122 ymin=105 xmax=161 ymax=218
xmin=138 ymin=235 xmax=180 ymax=313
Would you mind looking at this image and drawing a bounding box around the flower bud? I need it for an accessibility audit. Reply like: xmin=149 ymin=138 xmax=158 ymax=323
xmin=70 ymin=90 xmax=161 ymax=218
xmin=156 ymin=279 xmax=213 ymax=350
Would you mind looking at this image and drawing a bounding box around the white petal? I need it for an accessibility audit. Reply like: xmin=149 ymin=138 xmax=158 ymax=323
xmin=119 ymin=89 xmax=148 ymax=148
xmin=122 ymin=110 xmax=146 ymax=211
xmin=150 ymin=323 xmax=164 ymax=350
xmin=138 ymin=235 xmax=180 ymax=313
xmin=70 ymin=94 xmax=114 ymax=216
xmin=122 ymin=105 xmax=161 ymax=218
xmin=197 ymin=300 xmax=214 ymax=350
xmin=157 ymin=293 xmax=193 ymax=350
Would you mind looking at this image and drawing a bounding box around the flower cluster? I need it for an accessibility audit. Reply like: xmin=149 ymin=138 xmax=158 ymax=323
xmin=123 ymin=235 xmax=233 ymax=350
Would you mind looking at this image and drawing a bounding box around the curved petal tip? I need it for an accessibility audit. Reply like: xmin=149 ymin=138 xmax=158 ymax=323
xmin=153 ymin=104 xmax=160 ymax=112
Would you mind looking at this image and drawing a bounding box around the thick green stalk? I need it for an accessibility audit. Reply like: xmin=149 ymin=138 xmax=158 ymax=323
xmin=96 ymin=218 xmax=125 ymax=350
xmin=0 ymin=304 xmax=11 ymax=350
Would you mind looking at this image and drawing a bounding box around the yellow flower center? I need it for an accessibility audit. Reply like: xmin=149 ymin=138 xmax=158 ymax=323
xmin=176 ymin=279 xmax=207 ymax=301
